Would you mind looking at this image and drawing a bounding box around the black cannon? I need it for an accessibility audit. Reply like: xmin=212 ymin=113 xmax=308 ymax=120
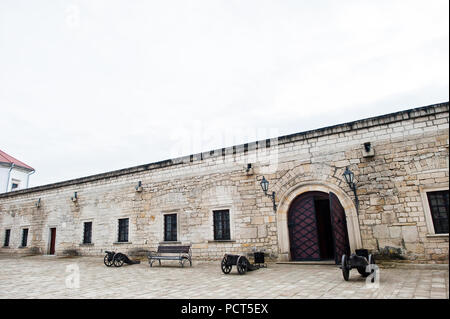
xmin=104 ymin=251 xmax=141 ymax=267
xmin=341 ymin=249 xmax=376 ymax=281
xmin=221 ymin=254 xmax=260 ymax=275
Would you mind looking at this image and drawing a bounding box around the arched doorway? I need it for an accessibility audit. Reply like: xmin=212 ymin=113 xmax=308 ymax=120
xmin=288 ymin=191 xmax=350 ymax=264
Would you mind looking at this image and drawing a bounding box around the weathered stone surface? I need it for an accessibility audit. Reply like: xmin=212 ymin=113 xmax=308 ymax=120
xmin=402 ymin=226 xmax=419 ymax=243
xmin=389 ymin=226 xmax=402 ymax=239
xmin=0 ymin=103 xmax=448 ymax=262
xmin=373 ymin=225 xmax=389 ymax=239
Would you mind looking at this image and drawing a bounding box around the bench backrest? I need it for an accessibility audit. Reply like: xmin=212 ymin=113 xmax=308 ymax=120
xmin=157 ymin=245 xmax=191 ymax=254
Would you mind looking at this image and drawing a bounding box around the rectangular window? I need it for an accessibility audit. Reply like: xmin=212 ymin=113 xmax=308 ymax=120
xmin=4 ymin=229 xmax=10 ymax=247
xmin=213 ymin=210 xmax=231 ymax=240
xmin=427 ymin=190 xmax=449 ymax=234
xmin=11 ymin=179 xmax=20 ymax=191
xmin=118 ymin=218 xmax=129 ymax=242
xmin=83 ymin=222 xmax=92 ymax=244
xmin=164 ymin=214 xmax=177 ymax=242
xmin=21 ymin=228 xmax=28 ymax=247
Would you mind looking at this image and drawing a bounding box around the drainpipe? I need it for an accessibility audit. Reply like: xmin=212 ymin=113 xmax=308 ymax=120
xmin=5 ymin=163 xmax=15 ymax=192
xmin=26 ymin=170 xmax=35 ymax=188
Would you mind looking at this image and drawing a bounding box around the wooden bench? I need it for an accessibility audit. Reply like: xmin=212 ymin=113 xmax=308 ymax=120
xmin=148 ymin=245 xmax=192 ymax=268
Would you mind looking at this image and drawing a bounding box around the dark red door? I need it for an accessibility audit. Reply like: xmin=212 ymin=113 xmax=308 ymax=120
xmin=49 ymin=228 xmax=56 ymax=255
xmin=329 ymin=192 xmax=350 ymax=264
xmin=288 ymin=193 xmax=320 ymax=261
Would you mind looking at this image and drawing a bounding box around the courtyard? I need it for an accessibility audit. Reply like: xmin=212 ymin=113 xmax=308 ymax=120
xmin=0 ymin=255 xmax=448 ymax=299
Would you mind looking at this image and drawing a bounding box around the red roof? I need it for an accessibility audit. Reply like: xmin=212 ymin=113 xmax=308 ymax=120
xmin=0 ymin=149 xmax=34 ymax=171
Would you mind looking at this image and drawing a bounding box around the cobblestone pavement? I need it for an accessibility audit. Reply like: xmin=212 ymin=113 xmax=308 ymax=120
xmin=0 ymin=255 xmax=448 ymax=299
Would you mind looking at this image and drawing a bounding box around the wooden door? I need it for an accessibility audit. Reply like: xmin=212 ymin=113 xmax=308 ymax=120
xmin=49 ymin=228 xmax=56 ymax=255
xmin=329 ymin=192 xmax=350 ymax=264
xmin=288 ymin=193 xmax=320 ymax=261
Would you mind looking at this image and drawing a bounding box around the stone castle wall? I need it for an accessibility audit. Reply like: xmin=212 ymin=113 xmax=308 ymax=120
xmin=0 ymin=103 xmax=448 ymax=262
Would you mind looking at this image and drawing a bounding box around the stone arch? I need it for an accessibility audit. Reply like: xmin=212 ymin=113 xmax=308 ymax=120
xmin=276 ymin=181 xmax=363 ymax=261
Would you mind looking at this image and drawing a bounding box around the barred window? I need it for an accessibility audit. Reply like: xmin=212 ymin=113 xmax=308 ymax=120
xmin=83 ymin=222 xmax=92 ymax=244
xmin=213 ymin=210 xmax=230 ymax=240
xmin=164 ymin=214 xmax=177 ymax=242
xmin=118 ymin=218 xmax=129 ymax=242
xmin=4 ymin=229 xmax=10 ymax=247
xmin=21 ymin=228 xmax=28 ymax=247
xmin=427 ymin=191 xmax=449 ymax=234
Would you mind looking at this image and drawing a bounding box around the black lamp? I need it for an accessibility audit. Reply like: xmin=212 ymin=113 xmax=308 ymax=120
xmin=260 ymin=176 xmax=269 ymax=195
xmin=343 ymin=167 xmax=355 ymax=190
xmin=260 ymin=176 xmax=276 ymax=211
xmin=343 ymin=167 xmax=359 ymax=212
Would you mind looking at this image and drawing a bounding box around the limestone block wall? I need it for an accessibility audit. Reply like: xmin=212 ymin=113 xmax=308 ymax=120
xmin=0 ymin=103 xmax=448 ymax=263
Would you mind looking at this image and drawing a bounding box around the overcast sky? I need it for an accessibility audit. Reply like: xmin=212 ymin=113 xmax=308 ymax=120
xmin=0 ymin=0 xmax=448 ymax=187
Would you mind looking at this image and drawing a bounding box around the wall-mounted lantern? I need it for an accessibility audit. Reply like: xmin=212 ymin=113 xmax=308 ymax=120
xmin=35 ymin=198 xmax=41 ymax=208
xmin=343 ymin=167 xmax=359 ymax=212
xmin=71 ymin=192 xmax=78 ymax=202
xmin=135 ymin=181 xmax=143 ymax=192
xmin=260 ymin=176 xmax=277 ymax=211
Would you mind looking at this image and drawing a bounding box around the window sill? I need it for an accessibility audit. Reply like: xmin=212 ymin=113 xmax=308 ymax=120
xmin=208 ymin=240 xmax=235 ymax=243
xmin=426 ymin=233 xmax=449 ymax=238
xmin=79 ymin=243 xmax=94 ymax=246
xmin=1 ymin=246 xmax=10 ymax=249
xmin=159 ymin=241 xmax=181 ymax=245
xmin=18 ymin=246 xmax=27 ymax=249
xmin=113 ymin=242 xmax=132 ymax=245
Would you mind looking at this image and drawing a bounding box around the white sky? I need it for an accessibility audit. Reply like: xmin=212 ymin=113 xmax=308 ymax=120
xmin=0 ymin=0 xmax=448 ymax=187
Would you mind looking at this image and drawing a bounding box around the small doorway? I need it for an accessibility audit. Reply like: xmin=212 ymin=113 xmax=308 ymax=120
xmin=49 ymin=228 xmax=56 ymax=255
xmin=314 ymin=198 xmax=334 ymax=260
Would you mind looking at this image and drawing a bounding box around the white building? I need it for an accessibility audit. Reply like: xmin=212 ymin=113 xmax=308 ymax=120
xmin=0 ymin=149 xmax=34 ymax=193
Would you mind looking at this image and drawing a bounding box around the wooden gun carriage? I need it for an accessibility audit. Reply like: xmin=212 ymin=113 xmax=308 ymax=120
xmin=103 ymin=251 xmax=141 ymax=267
xmin=221 ymin=254 xmax=260 ymax=275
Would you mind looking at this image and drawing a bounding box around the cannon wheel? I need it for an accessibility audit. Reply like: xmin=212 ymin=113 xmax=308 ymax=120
xmin=113 ymin=253 xmax=125 ymax=267
xmin=368 ymin=254 xmax=376 ymax=283
xmin=341 ymin=254 xmax=350 ymax=281
xmin=221 ymin=257 xmax=232 ymax=274
xmin=104 ymin=254 xmax=114 ymax=267
xmin=236 ymin=256 xmax=248 ymax=275
xmin=180 ymin=257 xmax=191 ymax=268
